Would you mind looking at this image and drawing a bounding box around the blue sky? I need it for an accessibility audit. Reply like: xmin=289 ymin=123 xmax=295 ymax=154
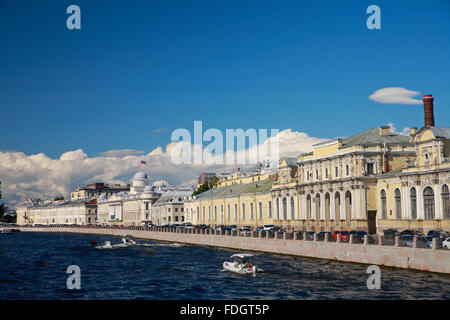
xmin=1 ymin=0 xmax=449 ymax=158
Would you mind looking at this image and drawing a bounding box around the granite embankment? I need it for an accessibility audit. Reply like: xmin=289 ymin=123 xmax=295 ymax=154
xmin=8 ymin=226 xmax=450 ymax=274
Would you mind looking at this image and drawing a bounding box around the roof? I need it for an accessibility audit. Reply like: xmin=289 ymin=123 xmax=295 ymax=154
xmin=341 ymin=128 xmax=412 ymax=148
xmin=427 ymin=127 xmax=450 ymax=139
xmin=280 ymin=157 xmax=297 ymax=167
xmin=230 ymin=253 xmax=254 ymax=259
xmin=195 ymin=177 xmax=273 ymax=200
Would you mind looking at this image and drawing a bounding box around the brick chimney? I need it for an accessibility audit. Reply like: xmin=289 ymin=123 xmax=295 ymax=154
xmin=379 ymin=126 xmax=390 ymax=136
xmin=423 ymin=94 xmax=435 ymax=127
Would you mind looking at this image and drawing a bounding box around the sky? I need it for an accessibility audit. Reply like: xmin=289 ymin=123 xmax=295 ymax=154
xmin=0 ymin=0 xmax=449 ymax=205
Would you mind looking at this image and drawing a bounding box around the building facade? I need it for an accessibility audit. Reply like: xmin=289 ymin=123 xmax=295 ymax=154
xmin=185 ymin=167 xmax=276 ymax=228
xmin=16 ymin=199 xmax=97 ymax=226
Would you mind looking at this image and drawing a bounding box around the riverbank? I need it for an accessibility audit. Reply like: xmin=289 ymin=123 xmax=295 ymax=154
xmin=6 ymin=226 xmax=450 ymax=274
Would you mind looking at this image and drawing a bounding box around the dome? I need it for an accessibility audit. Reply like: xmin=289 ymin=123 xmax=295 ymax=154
xmin=143 ymin=185 xmax=154 ymax=194
xmin=133 ymin=172 xmax=149 ymax=181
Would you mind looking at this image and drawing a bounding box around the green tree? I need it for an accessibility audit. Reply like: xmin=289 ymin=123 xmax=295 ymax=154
xmin=54 ymin=195 xmax=65 ymax=201
xmin=193 ymin=182 xmax=210 ymax=196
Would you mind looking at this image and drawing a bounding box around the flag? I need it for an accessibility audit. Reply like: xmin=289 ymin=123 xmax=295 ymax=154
xmin=140 ymin=160 xmax=147 ymax=164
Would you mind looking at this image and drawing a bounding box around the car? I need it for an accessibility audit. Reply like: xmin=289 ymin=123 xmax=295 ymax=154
xmin=349 ymin=230 xmax=373 ymax=243
xmin=316 ymin=232 xmax=333 ymax=241
xmin=426 ymin=236 xmax=442 ymax=248
xmin=255 ymin=226 xmax=264 ymax=232
xmin=332 ymin=230 xmax=349 ymax=242
xmin=443 ymin=237 xmax=450 ymax=249
xmin=263 ymin=224 xmax=275 ymax=231
xmin=383 ymin=229 xmax=400 ymax=239
xmin=427 ymin=230 xmax=448 ymax=241
xmin=238 ymin=227 xmax=252 ymax=236
xmin=400 ymin=229 xmax=422 ymax=237
xmin=399 ymin=235 xmax=414 ymax=247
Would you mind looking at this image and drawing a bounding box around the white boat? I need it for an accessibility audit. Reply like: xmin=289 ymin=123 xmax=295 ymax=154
xmin=223 ymin=253 xmax=263 ymax=275
xmin=121 ymin=235 xmax=136 ymax=245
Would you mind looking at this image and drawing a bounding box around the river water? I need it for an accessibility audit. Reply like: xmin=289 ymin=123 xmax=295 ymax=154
xmin=0 ymin=232 xmax=449 ymax=299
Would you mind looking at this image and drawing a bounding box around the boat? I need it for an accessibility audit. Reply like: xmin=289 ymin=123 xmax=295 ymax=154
xmin=121 ymin=235 xmax=136 ymax=245
xmin=0 ymin=229 xmax=20 ymax=234
xmin=223 ymin=253 xmax=263 ymax=275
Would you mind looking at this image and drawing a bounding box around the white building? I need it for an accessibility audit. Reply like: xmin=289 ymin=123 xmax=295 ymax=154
xmin=97 ymin=172 xmax=161 ymax=226
xmin=16 ymin=199 xmax=97 ymax=226
xmin=152 ymin=189 xmax=193 ymax=225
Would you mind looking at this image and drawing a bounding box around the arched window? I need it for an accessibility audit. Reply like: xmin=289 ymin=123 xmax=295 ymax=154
xmin=442 ymin=185 xmax=450 ymax=220
xmin=380 ymin=190 xmax=387 ymax=219
xmin=290 ymin=197 xmax=295 ymax=220
xmin=424 ymin=187 xmax=435 ymax=220
xmin=282 ymin=198 xmax=287 ymax=220
xmin=315 ymin=194 xmax=321 ymax=220
xmin=410 ymin=188 xmax=417 ymax=220
xmin=325 ymin=193 xmax=330 ymax=222
xmin=394 ymin=188 xmax=402 ymax=219
xmin=276 ymin=198 xmax=280 ymax=220
xmin=345 ymin=191 xmax=352 ymax=223
xmin=306 ymin=195 xmax=311 ymax=220
xmin=335 ymin=192 xmax=340 ymax=221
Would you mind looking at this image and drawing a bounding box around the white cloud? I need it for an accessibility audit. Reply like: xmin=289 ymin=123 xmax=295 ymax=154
xmin=387 ymin=122 xmax=411 ymax=136
xmin=0 ymin=129 xmax=326 ymax=207
xmin=369 ymin=87 xmax=422 ymax=105
xmin=97 ymin=149 xmax=146 ymax=158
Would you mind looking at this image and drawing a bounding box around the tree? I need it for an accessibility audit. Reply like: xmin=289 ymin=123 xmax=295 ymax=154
xmin=54 ymin=196 xmax=65 ymax=201
xmin=193 ymin=182 xmax=210 ymax=196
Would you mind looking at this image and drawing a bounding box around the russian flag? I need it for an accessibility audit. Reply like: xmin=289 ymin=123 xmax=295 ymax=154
xmin=140 ymin=160 xmax=147 ymax=164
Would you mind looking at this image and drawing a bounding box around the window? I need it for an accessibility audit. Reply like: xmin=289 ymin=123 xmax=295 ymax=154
xmin=227 ymin=204 xmax=231 ymax=220
xmin=335 ymin=166 xmax=339 ymax=178
xmin=410 ymin=188 xmax=417 ymax=220
xmin=214 ymin=206 xmax=217 ymax=221
xmin=346 ymin=165 xmax=349 ymax=176
xmin=367 ymin=163 xmax=374 ymax=175
xmin=268 ymin=201 xmax=272 ymax=218
xmin=145 ymin=202 xmax=149 ymax=210
xmin=290 ymin=197 xmax=295 ymax=220
xmin=242 ymin=203 xmax=246 ymax=220
xmin=175 ymin=216 xmax=178 ymax=222
xmin=276 ymin=198 xmax=280 ymax=219
xmin=250 ymin=203 xmax=254 ymax=220
xmin=234 ymin=203 xmax=238 ymax=220
xmin=424 ymin=187 xmax=435 ymax=219
xmin=306 ymin=171 xmax=310 ymax=181
xmin=208 ymin=206 xmax=211 ymax=221
xmin=202 ymin=206 xmax=205 ymax=220
xmin=282 ymin=198 xmax=287 ymax=220
xmin=316 ymin=169 xmax=319 ymax=180
xmin=175 ymin=208 xmax=178 ymax=212
xmin=181 ymin=216 xmax=185 ymax=222
xmin=325 ymin=168 xmax=328 ymax=179
xmin=442 ymin=185 xmax=450 ymax=219
xmin=394 ymin=188 xmax=401 ymax=219
xmin=168 ymin=216 xmax=171 ymax=222
xmin=381 ymin=190 xmax=387 ymax=219
xmin=258 ymin=202 xmax=263 ymax=219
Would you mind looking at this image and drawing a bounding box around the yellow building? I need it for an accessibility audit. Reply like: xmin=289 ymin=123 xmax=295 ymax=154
xmin=376 ymin=126 xmax=450 ymax=233
xmin=272 ymin=127 xmax=415 ymax=232
xmin=184 ymin=168 xmax=276 ymax=228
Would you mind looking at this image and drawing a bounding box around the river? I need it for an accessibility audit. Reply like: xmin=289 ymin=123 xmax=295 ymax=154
xmin=0 ymin=232 xmax=449 ymax=299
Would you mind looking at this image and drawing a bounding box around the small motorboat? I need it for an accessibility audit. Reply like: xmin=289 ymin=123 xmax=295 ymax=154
xmin=96 ymin=241 xmax=113 ymax=249
xmin=121 ymin=235 xmax=136 ymax=245
xmin=223 ymin=253 xmax=263 ymax=275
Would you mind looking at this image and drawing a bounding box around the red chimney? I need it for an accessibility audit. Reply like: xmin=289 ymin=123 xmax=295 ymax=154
xmin=423 ymin=94 xmax=435 ymax=127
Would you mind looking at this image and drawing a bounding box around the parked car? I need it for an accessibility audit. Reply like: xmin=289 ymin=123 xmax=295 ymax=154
xmin=427 ymin=230 xmax=448 ymax=241
xmin=238 ymin=227 xmax=252 ymax=236
xmin=255 ymin=226 xmax=264 ymax=232
xmin=400 ymin=229 xmax=422 ymax=237
xmin=263 ymin=224 xmax=275 ymax=231
xmin=316 ymin=232 xmax=333 ymax=241
xmin=349 ymin=230 xmax=374 ymax=243
xmin=426 ymin=236 xmax=442 ymax=248
xmin=383 ymin=229 xmax=400 ymax=239
xmin=399 ymin=235 xmax=431 ymax=248
xmin=443 ymin=237 xmax=450 ymax=249
xmin=333 ymin=230 xmax=349 ymax=242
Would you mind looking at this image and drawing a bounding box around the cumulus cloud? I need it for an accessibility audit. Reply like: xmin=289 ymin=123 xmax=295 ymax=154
xmin=369 ymin=87 xmax=422 ymax=105
xmin=0 ymin=129 xmax=326 ymax=206
xmin=387 ymin=122 xmax=411 ymax=136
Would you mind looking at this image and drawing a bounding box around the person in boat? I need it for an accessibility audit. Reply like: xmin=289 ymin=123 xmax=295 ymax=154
xmin=243 ymin=258 xmax=253 ymax=268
